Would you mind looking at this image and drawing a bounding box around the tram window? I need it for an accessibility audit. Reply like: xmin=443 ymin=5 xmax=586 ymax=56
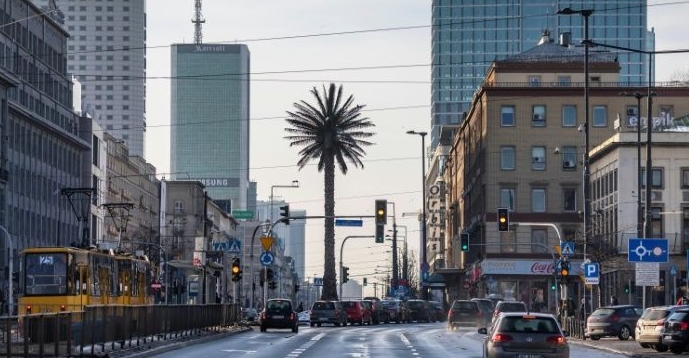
xmin=24 ymin=253 xmax=68 ymax=295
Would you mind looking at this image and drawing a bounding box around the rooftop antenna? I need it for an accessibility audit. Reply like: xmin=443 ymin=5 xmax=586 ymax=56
xmin=192 ymin=0 xmax=205 ymax=44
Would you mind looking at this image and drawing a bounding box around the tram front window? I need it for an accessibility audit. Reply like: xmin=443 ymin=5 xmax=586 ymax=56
xmin=24 ymin=253 xmax=68 ymax=295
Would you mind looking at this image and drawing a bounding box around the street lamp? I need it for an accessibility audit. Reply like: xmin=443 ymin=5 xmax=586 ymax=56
xmin=270 ymin=180 xmax=300 ymax=224
xmin=406 ymin=130 xmax=428 ymax=299
xmin=619 ymin=91 xmax=656 ymax=239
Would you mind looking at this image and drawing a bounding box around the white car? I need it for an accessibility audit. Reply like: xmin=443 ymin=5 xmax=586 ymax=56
xmin=298 ymin=310 xmax=311 ymax=325
xmin=243 ymin=307 xmax=258 ymax=322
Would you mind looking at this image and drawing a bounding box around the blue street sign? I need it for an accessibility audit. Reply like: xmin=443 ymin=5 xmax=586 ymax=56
xmin=560 ymin=242 xmax=575 ymax=256
xmin=335 ymin=219 xmax=363 ymax=227
xmin=628 ymin=238 xmax=669 ymax=263
xmin=227 ymin=238 xmax=241 ymax=253
xmin=671 ymin=265 xmax=678 ymax=276
xmin=259 ymin=251 xmax=274 ymax=266
xmin=584 ymin=263 xmax=600 ymax=284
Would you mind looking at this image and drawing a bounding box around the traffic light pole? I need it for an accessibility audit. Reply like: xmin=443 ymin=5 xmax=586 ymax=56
xmin=339 ymin=235 xmax=375 ymax=300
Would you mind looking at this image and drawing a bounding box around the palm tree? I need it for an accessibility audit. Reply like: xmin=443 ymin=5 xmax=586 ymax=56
xmin=284 ymin=83 xmax=375 ymax=300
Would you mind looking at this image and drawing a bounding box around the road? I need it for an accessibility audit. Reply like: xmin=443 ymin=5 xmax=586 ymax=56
xmin=137 ymin=322 xmax=641 ymax=358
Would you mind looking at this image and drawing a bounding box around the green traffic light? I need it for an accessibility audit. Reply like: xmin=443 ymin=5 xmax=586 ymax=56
xmin=461 ymin=244 xmax=468 ymax=250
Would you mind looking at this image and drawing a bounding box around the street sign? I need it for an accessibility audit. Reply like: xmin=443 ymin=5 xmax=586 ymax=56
xmin=313 ymin=277 xmax=323 ymax=286
xmin=335 ymin=219 xmax=363 ymax=227
xmin=671 ymin=265 xmax=678 ymax=276
xmin=636 ymin=262 xmax=660 ymax=286
xmin=260 ymin=236 xmax=275 ymax=251
xmin=560 ymin=242 xmax=575 ymax=256
xmin=227 ymin=238 xmax=241 ymax=253
xmin=628 ymin=238 xmax=669 ymax=262
xmin=584 ymin=263 xmax=600 ymax=285
xmin=259 ymin=251 xmax=274 ymax=266
xmin=232 ymin=210 xmax=254 ymax=219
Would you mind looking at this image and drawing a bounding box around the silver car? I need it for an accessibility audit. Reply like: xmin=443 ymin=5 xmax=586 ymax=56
xmin=478 ymin=312 xmax=569 ymax=358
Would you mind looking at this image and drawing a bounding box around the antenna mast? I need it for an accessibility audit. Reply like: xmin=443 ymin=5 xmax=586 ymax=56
xmin=192 ymin=0 xmax=205 ymax=44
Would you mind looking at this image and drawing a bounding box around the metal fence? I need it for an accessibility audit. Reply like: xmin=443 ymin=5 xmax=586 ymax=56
xmin=0 ymin=303 xmax=241 ymax=357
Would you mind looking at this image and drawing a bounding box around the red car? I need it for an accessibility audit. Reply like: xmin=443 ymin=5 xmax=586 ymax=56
xmin=342 ymin=300 xmax=372 ymax=325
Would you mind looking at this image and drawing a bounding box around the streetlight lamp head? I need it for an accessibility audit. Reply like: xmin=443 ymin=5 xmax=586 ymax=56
xmin=556 ymin=7 xmax=574 ymax=15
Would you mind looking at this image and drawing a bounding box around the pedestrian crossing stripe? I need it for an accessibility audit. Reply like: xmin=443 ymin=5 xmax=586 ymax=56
xmin=561 ymin=242 xmax=575 ymax=256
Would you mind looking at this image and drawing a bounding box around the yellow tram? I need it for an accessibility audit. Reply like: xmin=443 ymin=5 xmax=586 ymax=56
xmin=18 ymin=246 xmax=153 ymax=315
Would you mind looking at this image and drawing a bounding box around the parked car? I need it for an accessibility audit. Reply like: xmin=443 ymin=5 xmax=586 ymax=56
xmin=586 ymin=305 xmax=643 ymax=340
xmin=242 ymin=307 xmax=258 ymax=322
xmin=405 ymin=299 xmax=432 ymax=323
xmin=470 ymin=298 xmax=495 ymax=327
xmin=259 ymin=298 xmax=298 ymax=333
xmin=661 ymin=308 xmax=689 ymax=354
xmin=428 ymin=300 xmax=446 ymax=322
xmin=379 ymin=299 xmax=403 ymax=323
xmin=342 ymin=300 xmax=372 ymax=325
xmin=309 ymin=300 xmax=346 ymax=327
xmin=636 ymin=305 xmax=689 ymax=352
xmin=447 ymin=299 xmax=482 ymax=329
xmin=478 ymin=312 xmax=570 ymax=358
xmin=491 ymin=301 xmax=528 ymax=325
xmin=298 ymin=310 xmax=311 ymax=325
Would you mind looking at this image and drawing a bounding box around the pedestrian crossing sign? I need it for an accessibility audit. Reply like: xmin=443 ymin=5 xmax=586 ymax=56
xmin=560 ymin=242 xmax=575 ymax=256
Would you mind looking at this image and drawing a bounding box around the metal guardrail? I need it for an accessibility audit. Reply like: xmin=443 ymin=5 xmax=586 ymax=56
xmin=0 ymin=303 xmax=241 ymax=357
xmin=561 ymin=316 xmax=587 ymax=340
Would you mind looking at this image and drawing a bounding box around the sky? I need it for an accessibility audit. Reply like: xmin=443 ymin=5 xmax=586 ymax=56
xmin=143 ymin=0 xmax=689 ymax=296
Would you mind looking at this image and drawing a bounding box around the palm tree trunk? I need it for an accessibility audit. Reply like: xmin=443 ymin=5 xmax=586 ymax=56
xmin=321 ymin=154 xmax=337 ymax=300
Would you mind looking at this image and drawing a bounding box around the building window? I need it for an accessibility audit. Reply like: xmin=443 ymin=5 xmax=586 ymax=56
xmin=562 ymin=105 xmax=577 ymax=127
xmin=563 ymin=188 xmax=576 ymax=211
xmin=593 ymin=105 xmax=607 ymax=127
xmin=500 ymin=188 xmax=515 ymax=210
xmin=650 ymin=207 xmax=664 ymax=237
xmin=558 ymin=76 xmax=571 ymax=86
xmin=501 ymin=146 xmax=515 ymax=170
xmin=174 ymin=201 xmax=184 ymax=214
xmin=682 ymin=168 xmax=689 ymax=188
xmin=532 ymin=188 xmax=546 ymax=212
xmin=683 ymin=207 xmax=689 ymax=244
xmin=562 ymin=146 xmax=577 ymax=170
xmin=529 ymin=76 xmax=541 ymax=86
xmin=641 ymin=168 xmax=664 ymax=189
xmin=500 ymin=232 xmax=516 ymax=253
xmin=532 ymin=228 xmax=548 ymax=253
xmin=532 ymin=146 xmax=545 ymax=170
xmin=532 ymin=105 xmax=546 ymax=127
xmin=501 ymin=106 xmax=515 ymax=126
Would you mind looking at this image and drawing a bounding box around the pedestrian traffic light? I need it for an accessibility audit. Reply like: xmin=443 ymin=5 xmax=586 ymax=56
xmin=497 ymin=208 xmax=509 ymax=232
xmin=231 ymin=258 xmax=242 ymax=282
xmin=375 ymin=199 xmax=387 ymax=225
xmin=342 ymin=266 xmax=350 ymax=283
xmin=375 ymin=224 xmax=385 ymax=243
xmin=279 ymin=205 xmax=290 ymax=225
xmin=266 ymin=268 xmax=274 ymax=282
xmin=624 ymin=284 xmax=630 ymax=293
xmin=460 ymin=233 xmax=469 ymax=251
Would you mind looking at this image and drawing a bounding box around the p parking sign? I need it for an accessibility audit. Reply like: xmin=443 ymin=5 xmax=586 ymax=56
xmin=584 ymin=262 xmax=599 ymax=284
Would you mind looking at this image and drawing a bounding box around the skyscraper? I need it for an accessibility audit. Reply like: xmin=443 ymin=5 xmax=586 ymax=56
xmin=431 ymin=0 xmax=651 ymax=149
xmin=33 ymin=0 xmax=148 ymax=157
xmin=170 ymin=43 xmax=250 ymax=211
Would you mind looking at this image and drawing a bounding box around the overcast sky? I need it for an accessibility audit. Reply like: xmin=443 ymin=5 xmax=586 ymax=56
xmin=144 ymin=0 xmax=689 ymax=293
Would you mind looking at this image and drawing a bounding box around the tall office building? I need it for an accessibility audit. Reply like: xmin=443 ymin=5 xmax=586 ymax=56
xmin=170 ymin=43 xmax=250 ymax=211
xmin=33 ymin=0 xmax=148 ymax=157
xmin=431 ymin=0 xmax=651 ymax=149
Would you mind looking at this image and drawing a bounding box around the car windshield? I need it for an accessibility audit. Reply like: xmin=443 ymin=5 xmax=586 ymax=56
xmin=498 ymin=316 xmax=559 ymax=333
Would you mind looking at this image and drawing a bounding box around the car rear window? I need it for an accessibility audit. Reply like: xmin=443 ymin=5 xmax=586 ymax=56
xmin=342 ymin=301 xmax=357 ymax=308
xmin=669 ymin=311 xmax=689 ymax=321
xmin=313 ymin=302 xmax=334 ymax=310
xmin=591 ymin=308 xmax=616 ymax=316
xmin=497 ymin=302 xmax=527 ymax=312
xmin=641 ymin=308 xmax=671 ymax=320
xmin=380 ymin=301 xmax=398 ymax=308
xmin=498 ymin=316 xmax=559 ymax=333
xmin=408 ymin=301 xmax=425 ymax=309
xmin=452 ymin=301 xmax=478 ymax=311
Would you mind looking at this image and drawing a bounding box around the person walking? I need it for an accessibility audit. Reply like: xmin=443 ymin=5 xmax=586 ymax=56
xmin=610 ymin=294 xmax=619 ymax=306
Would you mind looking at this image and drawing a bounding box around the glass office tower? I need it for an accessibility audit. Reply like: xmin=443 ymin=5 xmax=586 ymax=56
xmin=170 ymin=44 xmax=250 ymax=211
xmin=431 ymin=0 xmax=650 ymax=148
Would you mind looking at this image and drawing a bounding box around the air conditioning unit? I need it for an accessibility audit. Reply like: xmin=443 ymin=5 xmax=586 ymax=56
xmin=563 ymin=160 xmax=575 ymax=168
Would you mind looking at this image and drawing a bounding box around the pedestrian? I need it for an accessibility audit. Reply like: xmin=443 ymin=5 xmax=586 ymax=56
xmin=610 ymin=294 xmax=619 ymax=305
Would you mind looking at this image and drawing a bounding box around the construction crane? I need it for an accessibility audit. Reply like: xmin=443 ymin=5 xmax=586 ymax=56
xmin=192 ymin=0 xmax=205 ymax=44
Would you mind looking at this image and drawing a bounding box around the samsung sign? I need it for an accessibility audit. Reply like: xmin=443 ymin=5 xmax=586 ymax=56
xmin=195 ymin=178 xmax=236 ymax=187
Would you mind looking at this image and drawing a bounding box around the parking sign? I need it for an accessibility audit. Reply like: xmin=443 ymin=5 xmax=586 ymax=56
xmin=584 ymin=262 xmax=599 ymax=285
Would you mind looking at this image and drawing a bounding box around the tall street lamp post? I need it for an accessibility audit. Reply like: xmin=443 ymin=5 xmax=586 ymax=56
xmin=406 ymin=130 xmax=427 ymax=299
xmin=387 ymin=201 xmax=398 ymax=293
xmin=270 ymin=180 xmax=300 ymax=224
xmin=619 ymin=91 xmax=655 ymax=238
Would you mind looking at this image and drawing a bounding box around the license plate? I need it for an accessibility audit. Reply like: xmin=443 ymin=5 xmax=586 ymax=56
xmin=665 ymin=335 xmax=672 ymax=340
xmin=319 ymin=317 xmax=328 ymax=321
xmin=517 ymin=355 xmax=542 ymax=358
xmin=272 ymin=315 xmax=284 ymax=319
xmin=645 ymin=326 xmax=656 ymax=330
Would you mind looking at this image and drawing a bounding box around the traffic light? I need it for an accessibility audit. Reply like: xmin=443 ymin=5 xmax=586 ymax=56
xmin=231 ymin=258 xmax=242 ymax=282
xmin=375 ymin=199 xmax=387 ymax=225
xmin=375 ymin=224 xmax=385 ymax=243
xmin=363 ymin=277 xmax=368 ymax=286
xmin=460 ymin=233 xmax=469 ymax=251
xmin=624 ymin=284 xmax=630 ymax=293
xmin=551 ymin=282 xmax=556 ymax=291
xmin=342 ymin=266 xmax=350 ymax=283
xmin=497 ymin=208 xmax=509 ymax=232
xmin=279 ymin=205 xmax=290 ymax=225
xmin=269 ymin=281 xmax=277 ymax=290
xmin=559 ymin=260 xmax=570 ymax=279
xmin=266 ymin=268 xmax=274 ymax=282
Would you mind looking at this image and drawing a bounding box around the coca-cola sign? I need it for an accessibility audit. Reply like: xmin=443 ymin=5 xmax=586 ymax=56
xmin=482 ymin=260 xmax=564 ymax=275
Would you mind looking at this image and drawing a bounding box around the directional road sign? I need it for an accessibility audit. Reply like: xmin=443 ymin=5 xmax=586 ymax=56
xmin=628 ymin=238 xmax=669 ymax=262
xmin=232 ymin=210 xmax=254 ymax=219
xmin=259 ymin=251 xmax=274 ymax=266
xmin=584 ymin=263 xmax=600 ymax=285
xmin=335 ymin=219 xmax=363 ymax=227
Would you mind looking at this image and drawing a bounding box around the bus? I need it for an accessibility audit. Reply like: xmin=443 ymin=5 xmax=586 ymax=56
xmin=18 ymin=246 xmax=153 ymax=315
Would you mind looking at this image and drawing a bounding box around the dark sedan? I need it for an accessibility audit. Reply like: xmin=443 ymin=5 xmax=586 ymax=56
xmin=260 ymin=298 xmax=298 ymax=333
